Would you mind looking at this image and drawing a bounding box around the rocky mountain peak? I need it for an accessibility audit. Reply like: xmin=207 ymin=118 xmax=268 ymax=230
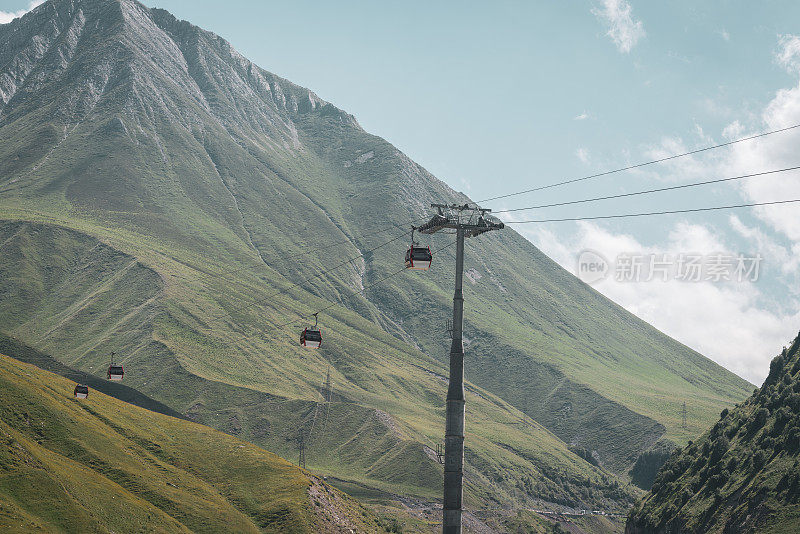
xmin=0 ymin=0 xmax=358 ymax=137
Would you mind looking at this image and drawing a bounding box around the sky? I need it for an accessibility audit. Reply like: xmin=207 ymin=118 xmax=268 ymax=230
xmin=3 ymin=0 xmax=800 ymax=383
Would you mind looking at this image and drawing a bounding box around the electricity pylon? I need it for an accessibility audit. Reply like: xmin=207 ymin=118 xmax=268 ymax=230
xmin=682 ymin=401 xmax=688 ymax=430
xmin=418 ymin=203 xmax=504 ymax=534
xmin=323 ymin=365 xmax=332 ymax=403
xmin=298 ymin=432 xmax=306 ymax=470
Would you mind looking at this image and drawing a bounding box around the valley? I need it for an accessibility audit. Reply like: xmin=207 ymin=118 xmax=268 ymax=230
xmin=0 ymin=0 xmax=770 ymax=532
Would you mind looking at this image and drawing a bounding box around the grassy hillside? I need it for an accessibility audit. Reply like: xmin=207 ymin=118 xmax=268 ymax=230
xmin=0 ymin=0 xmax=751 ymax=510
xmin=626 ymin=331 xmax=800 ymax=533
xmin=484 ymin=510 xmax=623 ymax=534
xmin=0 ymin=220 xmax=636 ymax=511
xmin=0 ymin=353 xmax=390 ymax=533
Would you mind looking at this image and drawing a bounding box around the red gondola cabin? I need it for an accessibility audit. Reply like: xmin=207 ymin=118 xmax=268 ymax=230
xmin=107 ymin=364 xmax=124 ymax=381
xmin=300 ymin=328 xmax=322 ymax=349
xmin=405 ymin=245 xmax=432 ymax=270
xmin=74 ymin=384 xmax=89 ymax=399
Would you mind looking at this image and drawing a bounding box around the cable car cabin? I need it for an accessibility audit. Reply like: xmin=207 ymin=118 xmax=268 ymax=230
xmin=300 ymin=328 xmax=322 ymax=349
xmin=74 ymin=384 xmax=89 ymax=399
xmin=405 ymin=245 xmax=432 ymax=270
xmin=107 ymin=364 xmax=124 ymax=381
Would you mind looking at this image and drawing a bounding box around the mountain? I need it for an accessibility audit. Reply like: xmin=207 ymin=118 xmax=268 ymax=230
xmin=626 ymin=332 xmax=800 ymax=533
xmin=0 ymin=353 xmax=388 ymax=533
xmin=0 ymin=0 xmax=752 ymax=513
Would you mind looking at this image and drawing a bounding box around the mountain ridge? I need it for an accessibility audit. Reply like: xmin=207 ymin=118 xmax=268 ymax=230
xmin=626 ymin=331 xmax=800 ymax=533
xmin=0 ymin=0 xmax=752 ymax=512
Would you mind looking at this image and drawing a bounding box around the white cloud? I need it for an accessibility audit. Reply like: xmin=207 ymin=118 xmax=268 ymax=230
xmin=518 ymin=220 xmax=799 ymax=384
xmin=719 ymin=29 xmax=731 ymax=42
xmin=722 ymin=120 xmax=744 ymax=140
xmin=640 ymin=135 xmax=718 ymax=183
xmin=776 ymin=34 xmax=800 ymax=74
xmin=728 ymin=215 xmax=800 ymax=276
xmin=699 ymin=97 xmax=736 ymax=119
xmin=576 ymin=147 xmax=590 ymax=164
xmin=720 ymin=78 xmax=800 ymax=242
xmin=637 ymin=78 xmax=800 ymax=237
xmin=0 ymin=0 xmax=44 ymax=24
xmin=508 ymin=34 xmax=800 ymax=384
xmin=574 ymin=112 xmax=590 ymax=121
xmin=592 ymin=0 xmax=646 ymax=54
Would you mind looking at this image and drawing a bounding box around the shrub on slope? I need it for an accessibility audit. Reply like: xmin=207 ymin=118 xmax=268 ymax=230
xmin=626 ymin=331 xmax=800 ymax=534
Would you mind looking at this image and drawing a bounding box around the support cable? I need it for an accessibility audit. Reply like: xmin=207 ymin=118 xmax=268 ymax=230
xmin=193 ymin=215 xmax=430 ymax=283
xmin=492 ymin=166 xmax=800 ymax=215
xmin=502 ymin=198 xmax=800 ymax=224
xmin=209 ymin=229 xmax=414 ymax=320
xmin=274 ymin=239 xmax=458 ymax=330
xmin=478 ymin=123 xmax=800 ymax=204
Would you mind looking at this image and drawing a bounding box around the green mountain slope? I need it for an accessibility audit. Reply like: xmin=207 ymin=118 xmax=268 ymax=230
xmin=0 ymin=0 xmax=751 ymax=509
xmin=0 ymin=353 xmax=387 ymax=533
xmin=0 ymin=220 xmax=632 ymax=513
xmin=626 ymin=331 xmax=800 ymax=533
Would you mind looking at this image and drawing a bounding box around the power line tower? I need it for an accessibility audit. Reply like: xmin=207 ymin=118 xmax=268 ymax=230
xmin=418 ymin=203 xmax=504 ymax=534
xmin=682 ymin=401 xmax=688 ymax=430
xmin=322 ymin=365 xmax=332 ymax=403
xmin=298 ymin=432 xmax=306 ymax=470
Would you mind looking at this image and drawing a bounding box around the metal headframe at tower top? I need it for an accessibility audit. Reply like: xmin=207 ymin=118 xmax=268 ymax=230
xmin=418 ymin=202 xmax=503 ymax=534
xmin=417 ymin=203 xmax=505 ymax=237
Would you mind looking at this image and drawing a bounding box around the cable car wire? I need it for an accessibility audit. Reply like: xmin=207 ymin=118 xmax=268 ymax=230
xmin=502 ymin=198 xmax=800 ymax=224
xmin=492 ymin=165 xmax=800 ymax=215
xmin=203 ymin=129 xmax=800 ymax=323
xmin=193 ymin=121 xmax=800 ymax=290
xmin=190 ymin=215 xmax=431 ymax=284
xmin=287 ymin=216 xmax=429 ymax=257
xmin=209 ymin=229 xmax=416 ymax=320
xmin=274 ymin=240 xmax=458 ymax=330
xmin=272 ymin=266 xmax=409 ymax=330
xmin=478 ymin=122 xmax=800 ymax=204
xmin=312 ymin=239 xmax=458 ymax=318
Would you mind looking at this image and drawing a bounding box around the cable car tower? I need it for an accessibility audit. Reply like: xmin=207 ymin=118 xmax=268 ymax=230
xmin=417 ymin=203 xmax=504 ymax=534
xmin=298 ymin=431 xmax=306 ymax=470
xmin=322 ymin=365 xmax=332 ymax=403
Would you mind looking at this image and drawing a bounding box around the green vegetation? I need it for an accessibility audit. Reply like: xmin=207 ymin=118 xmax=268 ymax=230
xmin=0 ymin=221 xmax=632 ymax=512
xmin=0 ymin=353 xmax=386 ymax=533
xmin=571 ymin=515 xmax=625 ymax=534
xmin=627 ymin=332 xmax=800 ymax=533
xmin=492 ymin=510 xmax=569 ymax=533
xmin=627 ymin=440 xmax=674 ymax=491
xmin=0 ymin=0 xmax=752 ymax=514
xmin=488 ymin=510 xmax=624 ymax=534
